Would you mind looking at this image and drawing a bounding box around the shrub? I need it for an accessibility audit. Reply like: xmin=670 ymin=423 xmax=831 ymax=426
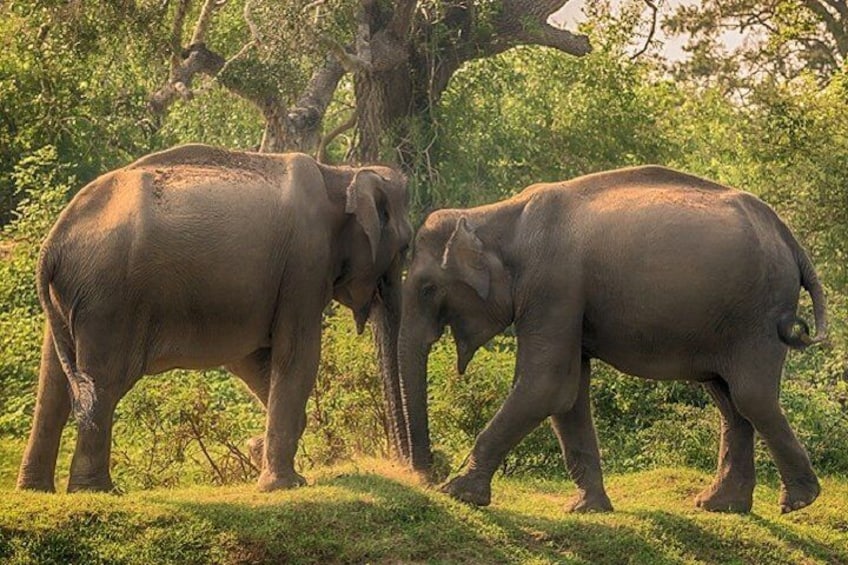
xmin=0 ymin=146 xmax=72 ymax=436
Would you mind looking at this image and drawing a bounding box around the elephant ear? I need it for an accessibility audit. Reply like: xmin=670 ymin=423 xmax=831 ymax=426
xmin=345 ymin=170 xmax=384 ymax=263
xmin=441 ymin=216 xmax=490 ymax=300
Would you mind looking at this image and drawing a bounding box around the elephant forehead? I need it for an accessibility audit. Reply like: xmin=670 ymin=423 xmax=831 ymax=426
xmin=412 ymin=227 xmax=447 ymax=256
xmin=421 ymin=209 xmax=465 ymax=237
xmin=408 ymin=245 xmax=447 ymax=280
xmin=369 ymin=165 xmax=407 ymax=189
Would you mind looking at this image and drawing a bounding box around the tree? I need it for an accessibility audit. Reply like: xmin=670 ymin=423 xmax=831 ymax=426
xmin=149 ymin=0 xmax=592 ymax=165
xmin=665 ymin=0 xmax=848 ymax=90
xmin=0 ymin=1 xmax=168 ymax=224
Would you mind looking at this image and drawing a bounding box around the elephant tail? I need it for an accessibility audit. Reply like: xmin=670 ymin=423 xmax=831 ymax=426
xmin=37 ymin=243 xmax=97 ymax=428
xmin=776 ymin=226 xmax=828 ymax=350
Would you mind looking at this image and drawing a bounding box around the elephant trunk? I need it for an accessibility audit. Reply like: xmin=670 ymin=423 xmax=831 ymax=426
xmin=373 ymin=258 xmax=410 ymax=461
xmin=398 ymin=314 xmax=434 ymax=473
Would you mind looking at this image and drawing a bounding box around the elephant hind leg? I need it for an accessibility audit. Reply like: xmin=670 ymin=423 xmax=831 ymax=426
xmin=66 ymin=383 xmax=125 ymax=493
xmin=550 ymin=357 xmax=612 ymax=513
xmin=726 ymin=349 xmax=819 ymax=513
xmin=17 ymin=327 xmax=72 ymax=492
xmin=66 ymin=341 xmax=140 ymax=493
xmin=695 ymin=377 xmax=755 ymax=513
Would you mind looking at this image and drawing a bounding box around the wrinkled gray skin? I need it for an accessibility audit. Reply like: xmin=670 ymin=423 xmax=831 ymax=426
xmin=17 ymin=144 xmax=412 ymax=493
xmin=399 ymin=166 xmax=827 ymax=514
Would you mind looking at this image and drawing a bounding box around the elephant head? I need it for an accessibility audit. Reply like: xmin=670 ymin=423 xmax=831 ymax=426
xmin=323 ymin=164 xmax=413 ymax=458
xmin=398 ymin=212 xmax=514 ymax=472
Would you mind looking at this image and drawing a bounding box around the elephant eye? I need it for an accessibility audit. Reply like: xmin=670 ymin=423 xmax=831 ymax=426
xmin=420 ymin=283 xmax=437 ymax=299
xmin=378 ymin=204 xmax=389 ymax=227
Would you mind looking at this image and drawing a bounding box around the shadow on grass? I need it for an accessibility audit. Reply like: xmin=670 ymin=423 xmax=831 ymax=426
xmin=479 ymin=504 xmax=845 ymax=564
xmin=747 ymin=513 xmax=848 ymax=563
xmin=484 ymin=506 xmax=686 ymax=564
xmin=636 ymin=509 xmax=847 ymax=564
xmin=170 ymin=472 xmax=522 ymax=563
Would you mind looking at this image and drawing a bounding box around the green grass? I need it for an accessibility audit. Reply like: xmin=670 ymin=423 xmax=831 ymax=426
xmin=0 ymin=454 xmax=846 ymax=564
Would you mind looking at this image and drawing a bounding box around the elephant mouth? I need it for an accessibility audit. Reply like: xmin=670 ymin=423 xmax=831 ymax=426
xmin=353 ymin=296 xmax=374 ymax=334
xmin=333 ymin=278 xmax=379 ymax=335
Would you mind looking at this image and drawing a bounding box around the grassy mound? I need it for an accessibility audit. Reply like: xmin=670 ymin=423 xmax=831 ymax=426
xmin=0 ymin=459 xmax=846 ymax=564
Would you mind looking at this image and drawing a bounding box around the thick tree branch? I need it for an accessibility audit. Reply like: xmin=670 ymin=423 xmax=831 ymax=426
xmin=330 ymin=5 xmax=409 ymax=74
xmin=259 ymin=54 xmax=346 ymax=152
xmin=317 ymin=112 xmax=357 ymax=162
xmin=289 ymin=55 xmax=346 ymax=132
xmin=190 ymin=0 xmax=223 ymax=45
xmin=170 ymin=0 xmax=191 ymax=60
xmin=822 ymin=0 xmax=848 ymax=22
xmin=149 ymin=43 xmax=225 ymax=113
xmin=389 ymin=0 xmax=417 ymax=39
xmin=803 ymin=0 xmax=848 ymax=57
xmin=497 ymin=0 xmax=591 ymax=55
xmin=150 ymin=0 xmax=228 ymax=113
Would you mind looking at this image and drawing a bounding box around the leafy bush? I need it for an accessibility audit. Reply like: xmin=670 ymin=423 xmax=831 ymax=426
xmin=303 ymin=309 xmax=392 ymax=466
xmin=0 ymin=147 xmax=72 ymax=436
xmin=113 ymin=370 xmax=264 ymax=490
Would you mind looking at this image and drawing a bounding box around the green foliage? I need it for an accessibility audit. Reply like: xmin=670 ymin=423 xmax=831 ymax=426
xmin=430 ymin=46 xmax=667 ymax=210
xmin=0 ymin=3 xmax=169 ymax=222
xmin=665 ymin=0 xmax=845 ymax=86
xmin=303 ymin=310 xmax=391 ymax=466
xmin=113 ymin=371 xmax=264 ymax=490
xmin=0 ymin=146 xmax=71 ymax=436
xmin=158 ymin=85 xmax=263 ymax=150
xmin=1 ymin=0 xmax=847 ymax=494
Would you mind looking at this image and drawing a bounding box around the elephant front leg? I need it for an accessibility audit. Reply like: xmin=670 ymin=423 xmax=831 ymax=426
xmin=696 ymin=379 xmax=755 ymax=513
xmin=444 ymin=324 xmax=583 ymax=506
xmin=442 ymin=381 xmax=555 ymax=505
xmin=550 ymin=357 xmax=612 ymax=513
xmin=257 ymin=322 xmax=321 ymax=492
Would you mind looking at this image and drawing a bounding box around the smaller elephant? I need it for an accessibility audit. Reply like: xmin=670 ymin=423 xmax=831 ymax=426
xmin=17 ymin=144 xmax=412 ymax=493
xmin=398 ymin=165 xmax=827 ymax=514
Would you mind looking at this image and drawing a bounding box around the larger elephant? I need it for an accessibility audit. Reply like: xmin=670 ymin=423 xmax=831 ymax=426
xmin=17 ymin=143 xmax=412 ymax=493
xmin=398 ymin=165 xmax=827 ymax=514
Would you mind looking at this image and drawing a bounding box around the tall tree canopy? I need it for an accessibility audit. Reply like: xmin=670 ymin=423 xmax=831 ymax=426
xmin=665 ymin=0 xmax=848 ymax=89
xmin=150 ymin=0 xmax=592 ymax=162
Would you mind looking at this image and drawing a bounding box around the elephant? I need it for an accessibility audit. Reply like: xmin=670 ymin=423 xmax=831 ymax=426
xmin=398 ymin=165 xmax=827 ymax=514
xmin=16 ymin=143 xmax=413 ymax=493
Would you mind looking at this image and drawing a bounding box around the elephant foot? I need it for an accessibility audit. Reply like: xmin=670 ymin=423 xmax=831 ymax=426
xmin=567 ymin=489 xmax=613 ymax=513
xmin=16 ymin=471 xmax=56 ymax=493
xmin=257 ymin=469 xmax=307 ymax=492
xmin=441 ymin=474 xmax=491 ymax=506
xmin=779 ymin=475 xmax=820 ymax=514
xmin=247 ymin=435 xmax=264 ymax=469
xmin=67 ymin=477 xmax=117 ymax=494
xmin=695 ymin=480 xmax=754 ymax=513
